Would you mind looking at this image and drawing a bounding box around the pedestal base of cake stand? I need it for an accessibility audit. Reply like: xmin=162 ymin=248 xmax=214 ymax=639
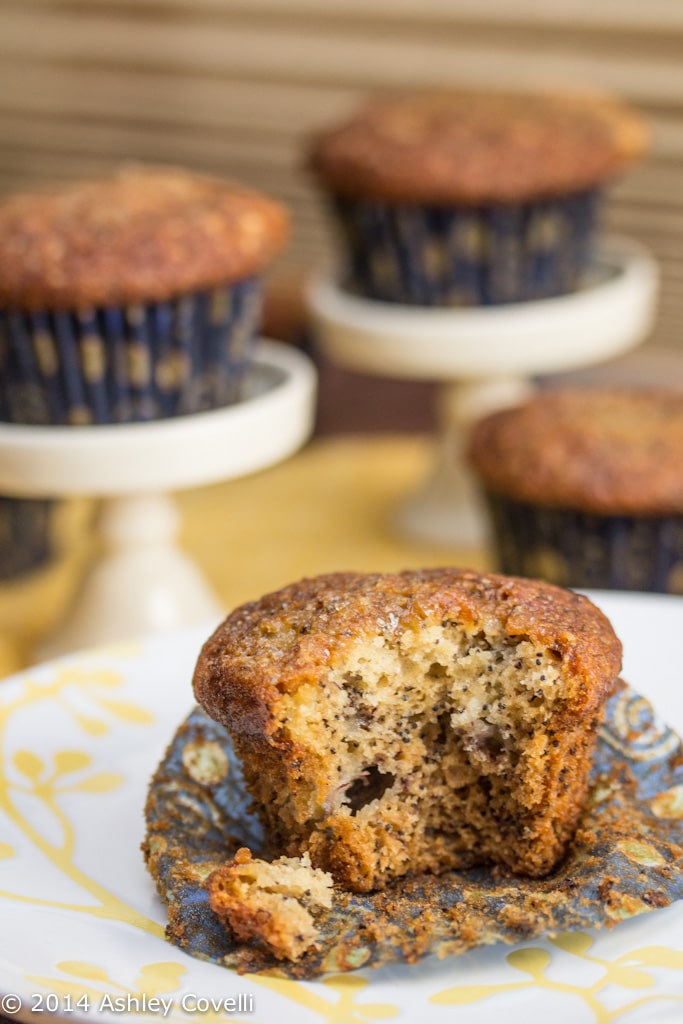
xmin=0 ymin=340 xmax=317 ymax=659
xmin=308 ymin=235 xmax=658 ymax=548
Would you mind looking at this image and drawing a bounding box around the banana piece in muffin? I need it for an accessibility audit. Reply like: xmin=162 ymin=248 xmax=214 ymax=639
xmin=193 ymin=568 xmax=622 ymax=893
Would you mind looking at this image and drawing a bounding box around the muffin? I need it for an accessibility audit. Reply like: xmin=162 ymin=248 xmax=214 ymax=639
xmin=308 ymin=89 xmax=646 ymax=305
xmin=468 ymin=388 xmax=683 ymax=592
xmin=192 ymin=568 xmax=622 ymax=893
xmin=0 ymin=166 xmax=288 ymax=424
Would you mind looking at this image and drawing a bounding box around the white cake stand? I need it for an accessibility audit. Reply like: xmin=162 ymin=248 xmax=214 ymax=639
xmin=0 ymin=340 xmax=317 ymax=658
xmin=308 ymin=235 xmax=659 ymax=548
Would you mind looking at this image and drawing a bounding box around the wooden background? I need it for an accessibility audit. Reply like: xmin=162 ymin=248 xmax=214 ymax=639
xmin=1 ymin=0 xmax=682 ymax=351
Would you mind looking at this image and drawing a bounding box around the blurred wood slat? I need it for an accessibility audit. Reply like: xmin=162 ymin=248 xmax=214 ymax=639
xmin=1 ymin=0 xmax=682 ymax=356
xmin=4 ymin=10 xmax=683 ymax=101
xmin=12 ymin=0 xmax=683 ymax=33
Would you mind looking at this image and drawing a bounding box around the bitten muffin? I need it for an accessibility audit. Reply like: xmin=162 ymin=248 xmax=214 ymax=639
xmin=468 ymin=388 xmax=683 ymax=593
xmin=308 ymin=89 xmax=646 ymax=305
xmin=193 ymin=568 xmax=621 ymax=893
xmin=0 ymin=166 xmax=288 ymax=424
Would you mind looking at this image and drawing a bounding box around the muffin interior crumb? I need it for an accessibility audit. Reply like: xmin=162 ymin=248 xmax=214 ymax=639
xmin=270 ymin=620 xmax=586 ymax=887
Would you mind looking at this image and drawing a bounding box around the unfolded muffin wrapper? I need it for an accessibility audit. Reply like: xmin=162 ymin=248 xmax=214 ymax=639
xmin=0 ymin=277 xmax=261 ymax=425
xmin=143 ymin=684 xmax=683 ymax=979
xmin=485 ymin=493 xmax=683 ymax=594
xmin=330 ymin=190 xmax=599 ymax=305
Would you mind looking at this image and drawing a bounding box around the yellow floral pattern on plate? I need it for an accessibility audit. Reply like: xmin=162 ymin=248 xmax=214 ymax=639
xmin=432 ymin=935 xmax=683 ymax=1023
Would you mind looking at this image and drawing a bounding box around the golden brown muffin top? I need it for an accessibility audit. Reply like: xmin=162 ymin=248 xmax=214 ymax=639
xmin=468 ymin=389 xmax=683 ymax=515
xmin=0 ymin=166 xmax=289 ymax=310
xmin=193 ymin=568 xmax=622 ymax=733
xmin=308 ymin=90 xmax=646 ymax=204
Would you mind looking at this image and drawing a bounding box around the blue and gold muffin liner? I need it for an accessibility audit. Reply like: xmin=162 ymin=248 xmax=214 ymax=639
xmin=0 ymin=278 xmax=262 ymax=425
xmin=143 ymin=686 xmax=683 ymax=978
xmin=331 ymin=191 xmax=599 ymax=305
xmin=485 ymin=492 xmax=683 ymax=593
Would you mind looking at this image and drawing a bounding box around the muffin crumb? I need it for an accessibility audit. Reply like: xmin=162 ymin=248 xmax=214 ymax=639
xmin=206 ymin=848 xmax=333 ymax=961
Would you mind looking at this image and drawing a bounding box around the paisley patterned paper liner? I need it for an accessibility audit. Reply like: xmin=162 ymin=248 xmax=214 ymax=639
xmin=485 ymin=493 xmax=683 ymax=594
xmin=0 ymin=495 xmax=55 ymax=580
xmin=0 ymin=277 xmax=261 ymax=425
xmin=330 ymin=190 xmax=599 ymax=306
xmin=143 ymin=683 xmax=683 ymax=979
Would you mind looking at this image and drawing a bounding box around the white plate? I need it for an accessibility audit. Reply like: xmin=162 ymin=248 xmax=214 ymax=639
xmin=1 ymin=591 xmax=682 ymax=1024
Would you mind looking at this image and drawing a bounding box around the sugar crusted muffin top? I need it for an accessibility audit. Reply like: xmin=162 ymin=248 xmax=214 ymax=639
xmin=193 ymin=567 xmax=622 ymax=732
xmin=468 ymin=388 xmax=683 ymax=516
xmin=0 ymin=166 xmax=289 ymax=310
xmin=308 ymin=89 xmax=646 ymax=204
